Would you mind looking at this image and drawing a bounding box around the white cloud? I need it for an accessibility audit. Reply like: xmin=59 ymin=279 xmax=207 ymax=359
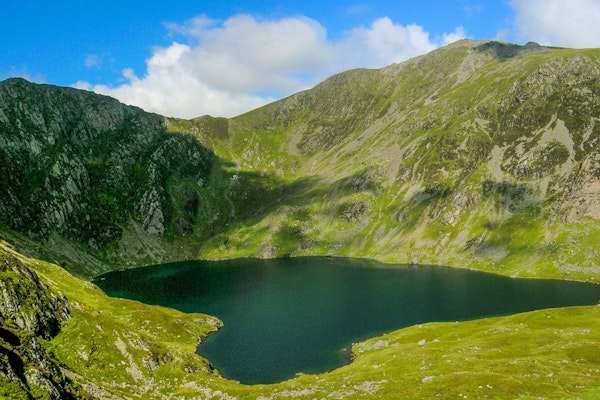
xmin=76 ymin=43 xmax=270 ymax=119
xmin=163 ymin=15 xmax=216 ymax=38
xmin=510 ymin=0 xmax=600 ymax=48
xmin=442 ymin=27 xmax=468 ymax=46
xmin=77 ymin=15 xmax=465 ymax=118
xmin=85 ymin=54 xmax=101 ymax=68
xmin=175 ymin=15 xmax=332 ymax=94
xmin=336 ymin=18 xmax=437 ymax=69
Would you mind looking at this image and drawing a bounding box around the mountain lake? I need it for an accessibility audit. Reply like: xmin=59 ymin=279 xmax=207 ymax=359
xmin=94 ymin=257 xmax=600 ymax=384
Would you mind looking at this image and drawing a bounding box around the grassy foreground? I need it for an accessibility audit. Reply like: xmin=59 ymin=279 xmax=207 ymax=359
xmin=2 ymin=243 xmax=600 ymax=399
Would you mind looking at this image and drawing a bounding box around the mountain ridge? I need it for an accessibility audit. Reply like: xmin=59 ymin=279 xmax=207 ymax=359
xmin=171 ymin=39 xmax=600 ymax=281
xmin=1 ymin=39 xmax=600 ymax=282
xmin=0 ymin=77 xmax=220 ymax=276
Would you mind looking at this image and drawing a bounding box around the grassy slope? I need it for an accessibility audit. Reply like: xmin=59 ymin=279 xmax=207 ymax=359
xmin=166 ymin=43 xmax=600 ymax=284
xmin=8 ymin=242 xmax=600 ymax=399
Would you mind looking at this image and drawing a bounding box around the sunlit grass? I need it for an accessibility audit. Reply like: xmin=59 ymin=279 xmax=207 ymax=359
xmin=0 ymin=243 xmax=593 ymax=399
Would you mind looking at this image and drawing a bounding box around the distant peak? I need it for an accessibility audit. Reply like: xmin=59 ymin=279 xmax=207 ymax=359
xmin=448 ymin=38 xmax=487 ymax=46
xmin=473 ymin=40 xmax=548 ymax=59
xmin=0 ymin=76 xmax=32 ymax=86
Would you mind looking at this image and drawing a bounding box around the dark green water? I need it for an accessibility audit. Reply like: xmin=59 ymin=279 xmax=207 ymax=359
xmin=94 ymin=257 xmax=600 ymax=384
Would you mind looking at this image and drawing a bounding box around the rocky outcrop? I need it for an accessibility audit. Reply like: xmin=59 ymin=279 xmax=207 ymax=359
xmin=0 ymin=249 xmax=69 ymax=338
xmin=0 ymin=245 xmax=85 ymax=399
xmin=341 ymin=201 xmax=373 ymax=222
xmin=565 ymin=149 xmax=600 ymax=222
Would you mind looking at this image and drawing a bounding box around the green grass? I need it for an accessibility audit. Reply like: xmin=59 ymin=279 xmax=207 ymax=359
xmin=36 ymin=252 xmax=600 ymax=399
xmin=183 ymin=45 xmax=598 ymax=275
xmin=5 ymin=242 xmax=600 ymax=399
xmin=5 ymin=221 xmax=600 ymax=400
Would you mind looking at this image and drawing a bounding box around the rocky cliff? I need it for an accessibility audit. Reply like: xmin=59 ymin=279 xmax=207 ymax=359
xmin=0 ymin=78 xmax=216 ymax=276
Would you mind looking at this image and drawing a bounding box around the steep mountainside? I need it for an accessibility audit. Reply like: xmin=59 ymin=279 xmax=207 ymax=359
xmin=173 ymin=40 xmax=600 ymax=281
xmin=0 ymin=78 xmax=226 ymax=277
xmin=2 ymin=40 xmax=600 ymax=282
xmin=0 ymin=243 xmax=81 ymax=399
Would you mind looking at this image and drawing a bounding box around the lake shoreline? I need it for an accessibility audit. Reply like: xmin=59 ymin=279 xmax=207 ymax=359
xmin=95 ymin=256 xmax=600 ymax=384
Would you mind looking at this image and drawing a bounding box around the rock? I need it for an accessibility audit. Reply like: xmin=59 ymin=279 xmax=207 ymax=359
xmin=0 ymin=78 xmax=214 ymax=271
xmin=341 ymin=202 xmax=373 ymax=222
xmin=0 ymin=248 xmax=69 ymax=339
xmin=137 ymin=187 xmax=166 ymax=236
xmin=565 ymin=150 xmax=600 ymax=222
xmin=0 ymin=246 xmax=84 ymax=399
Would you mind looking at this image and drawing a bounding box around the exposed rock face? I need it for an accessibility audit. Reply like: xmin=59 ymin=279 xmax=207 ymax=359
xmin=0 ymin=245 xmax=82 ymax=399
xmin=566 ymin=149 xmax=600 ymax=222
xmin=0 ymin=78 xmax=214 ymax=274
xmin=0 ymin=249 xmax=69 ymax=339
xmin=341 ymin=201 xmax=373 ymax=222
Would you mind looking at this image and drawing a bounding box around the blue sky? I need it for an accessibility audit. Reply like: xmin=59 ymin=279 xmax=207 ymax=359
xmin=2 ymin=0 xmax=600 ymax=118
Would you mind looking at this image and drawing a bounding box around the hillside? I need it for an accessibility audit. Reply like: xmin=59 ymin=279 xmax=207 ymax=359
xmin=0 ymin=78 xmax=224 ymax=277
xmin=1 ymin=40 xmax=600 ymax=282
xmin=174 ymin=39 xmax=600 ymax=282
xmin=3 ymin=241 xmax=600 ymax=399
